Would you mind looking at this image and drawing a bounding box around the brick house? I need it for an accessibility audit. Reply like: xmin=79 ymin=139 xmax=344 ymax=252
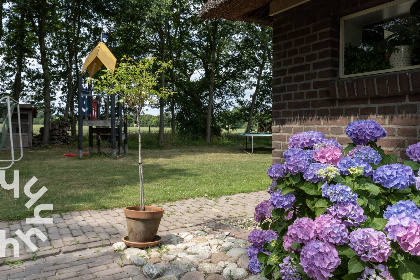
xmin=200 ymin=0 xmax=420 ymax=163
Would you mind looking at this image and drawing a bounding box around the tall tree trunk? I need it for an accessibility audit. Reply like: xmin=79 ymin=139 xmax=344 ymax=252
xmin=205 ymin=21 xmax=218 ymax=143
xmin=30 ymin=0 xmax=51 ymax=144
xmin=170 ymin=97 xmax=175 ymax=134
xmin=137 ymin=109 xmax=145 ymax=211
xmin=64 ymin=21 xmax=74 ymax=123
xmin=71 ymin=0 xmax=81 ymax=139
xmin=246 ymin=51 xmax=267 ymax=133
xmin=0 ymin=0 xmax=3 ymax=38
xmin=12 ymin=10 xmax=26 ymax=101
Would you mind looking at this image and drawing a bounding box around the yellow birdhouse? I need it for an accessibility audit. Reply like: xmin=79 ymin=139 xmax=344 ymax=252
xmin=81 ymin=42 xmax=117 ymax=77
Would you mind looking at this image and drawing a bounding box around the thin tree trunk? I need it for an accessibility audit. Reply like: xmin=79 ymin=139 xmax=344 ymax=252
xmin=12 ymin=10 xmax=26 ymax=101
xmin=137 ymin=109 xmax=145 ymax=211
xmin=0 ymin=0 xmax=3 ymax=38
xmin=246 ymin=52 xmax=267 ymax=133
xmin=205 ymin=21 xmax=218 ymax=143
xmin=170 ymin=97 xmax=175 ymax=134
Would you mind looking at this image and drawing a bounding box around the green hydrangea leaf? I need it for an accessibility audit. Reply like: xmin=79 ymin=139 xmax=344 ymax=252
xmin=337 ymin=245 xmax=356 ymax=258
xmin=403 ymin=161 xmax=420 ymax=171
xmin=300 ymin=182 xmax=322 ymax=195
xmin=399 ymin=259 xmax=420 ymax=280
xmin=348 ymin=256 xmax=365 ymax=274
xmin=371 ymin=217 xmax=388 ymax=231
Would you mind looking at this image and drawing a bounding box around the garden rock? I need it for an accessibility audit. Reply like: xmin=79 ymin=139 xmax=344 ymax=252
xmin=198 ymin=263 xmax=223 ymax=274
xmin=164 ymin=268 xmax=186 ymax=278
xmin=156 ymin=275 xmax=178 ymax=280
xmin=142 ymin=263 xmax=163 ymax=279
xmin=223 ymin=267 xmax=248 ymax=280
xmin=130 ymin=255 xmax=147 ymax=266
xmin=112 ymin=242 xmax=127 ymax=251
xmin=171 ymin=260 xmax=196 ymax=272
xmin=186 ymin=245 xmax=211 ymax=255
xmin=207 ymin=274 xmax=225 ymax=280
xmin=226 ymin=248 xmax=247 ymax=259
xmin=211 ymin=252 xmax=228 ymax=264
xmin=237 ymin=255 xmax=249 ymax=269
xmin=161 ymin=254 xmax=176 ymax=262
xmin=124 ymin=248 xmax=146 ymax=259
xmin=180 ymin=271 xmax=205 ymax=280
xmin=220 ymin=242 xmax=235 ymax=252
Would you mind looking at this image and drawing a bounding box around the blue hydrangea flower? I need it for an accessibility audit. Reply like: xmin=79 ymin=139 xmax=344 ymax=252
xmin=279 ymin=256 xmax=301 ymax=280
xmin=303 ymin=163 xmax=330 ymax=183
xmin=373 ymin=164 xmax=415 ymax=190
xmin=246 ymin=245 xmax=262 ymax=258
xmin=314 ymin=138 xmax=342 ymax=150
xmin=345 ymin=120 xmax=387 ymax=145
xmin=284 ymin=148 xmax=313 ymax=162
xmin=288 ymin=131 xmax=325 ymax=149
xmin=348 ymin=145 xmax=382 ymax=165
xmin=248 ymin=256 xmax=262 ymax=274
xmin=383 ymin=200 xmax=420 ymax=220
xmin=284 ymin=156 xmax=310 ymax=175
xmin=322 ymin=183 xmax=358 ymax=204
xmin=406 ymin=142 xmax=420 ymax=162
xmin=267 ymin=164 xmax=285 ymax=180
xmin=337 ymin=157 xmax=373 ymax=177
xmin=270 ymin=190 xmax=296 ymax=210
xmin=268 ymin=181 xmax=277 ymax=194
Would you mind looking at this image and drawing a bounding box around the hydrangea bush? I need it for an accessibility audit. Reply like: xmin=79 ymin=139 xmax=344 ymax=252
xmin=249 ymin=120 xmax=420 ymax=280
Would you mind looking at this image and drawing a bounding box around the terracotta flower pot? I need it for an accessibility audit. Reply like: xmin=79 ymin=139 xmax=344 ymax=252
xmin=124 ymin=205 xmax=164 ymax=243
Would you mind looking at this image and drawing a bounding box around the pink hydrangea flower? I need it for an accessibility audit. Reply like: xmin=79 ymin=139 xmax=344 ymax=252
xmin=313 ymin=147 xmax=342 ymax=166
xmin=385 ymin=214 xmax=420 ymax=256
xmin=284 ymin=217 xmax=316 ymax=251
xmin=315 ymin=214 xmax=349 ymax=245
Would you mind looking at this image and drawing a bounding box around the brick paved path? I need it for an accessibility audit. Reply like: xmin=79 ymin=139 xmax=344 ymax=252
xmin=1 ymin=191 xmax=269 ymax=279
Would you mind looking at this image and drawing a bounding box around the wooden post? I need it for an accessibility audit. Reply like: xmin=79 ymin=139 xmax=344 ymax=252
xmin=118 ymin=95 xmax=122 ymax=155
xmin=124 ymin=116 xmax=128 ymax=154
xmin=111 ymin=94 xmax=116 ymax=157
xmin=88 ymin=82 xmax=93 ymax=154
xmin=78 ymin=76 xmax=83 ymax=158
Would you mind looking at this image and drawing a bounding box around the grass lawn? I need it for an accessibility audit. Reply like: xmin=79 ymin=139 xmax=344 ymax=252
xmin=0 ymin=145 xmax=272 ymax=221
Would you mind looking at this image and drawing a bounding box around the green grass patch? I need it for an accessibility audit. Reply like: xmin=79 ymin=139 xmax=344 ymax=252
xmin=0 ymin=145 xmax=272 ymax=221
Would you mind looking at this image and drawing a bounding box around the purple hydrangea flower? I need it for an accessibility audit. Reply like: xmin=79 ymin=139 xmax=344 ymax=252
xmin=267 ymin=164 xmax=285 ymax=180
xmin=345 ymin=120 xmax=387 ymax=145
xmin=349 ymin=228 xmax=392 ymax=262
xmin=406 ymin=142 xmax=420 ymax=162
xmin=326 ymin=202 xmax=367 ymax=227
xmin=246 ymin=245 xmax=262 ymax=258
xmin=284 ymin=156 xmax=310 ymax=175
xmin=270 ymin=190 xmax=296 ymax=210
xmin=337 ymin=157 xmax=373 ymax=177
xmin=373 ymin=164 xmax=415 ymax=190
xmin=313 ymin=147 xmax=342 ymax=166
xmin=248 ymin=230 xmax=267 ymax=247
xmin=300 ymin=240 xmax=341 ymax=280
xmin=385 ymin=213 xmax=420 ymax=256
xmin=288 ymin=131 xmax=325 ymax=149
xmin=358 ymin=264 xmax=394 ymax=280
xmin=266 ymin=229 xmax=279 ymax=243
xmin=279 ymin=256 xmax=301 ymax=280
xmin=284 ymin=148 xmax=313 ymax=162
xmin=347 ymin=145 xmax=382 ymax=165
xmin=314 ymin=138 xmax=342 ymax=150
xmin=383 ymin=200 xmax=420 ymax=220
xmin=269 ymin=181 xmax=277 ymax=194
xmin=314 ymin=214 xmax=349 ymax=245
xmin=248 ymin=256 xmax=262 ymax=274
xmin=322 ymin=183 xmax=358 ymax=204
xmin=254 ymin=200 xmax=274 ymax=223
xmin=303 ymin=163 xmax=330 ymax=183
xmin=284 ymin=217 xmax=316 ymax=251
xmin=417 ymin=177 xmax=420 ymax=191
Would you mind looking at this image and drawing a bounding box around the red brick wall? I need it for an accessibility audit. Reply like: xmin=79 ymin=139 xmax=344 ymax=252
xmin=271 ymin=0 xmax=420 ymax=163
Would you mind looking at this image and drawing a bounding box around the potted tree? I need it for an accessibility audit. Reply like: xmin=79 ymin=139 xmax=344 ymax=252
xmin=93 ymin=55 xmax=172 ymax=247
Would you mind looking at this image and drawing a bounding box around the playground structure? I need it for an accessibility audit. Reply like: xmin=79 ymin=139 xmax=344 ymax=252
xmin=78 ymin=42 xmax=127 ymax=158
xmin=0 ymin=96 xmax=23 ymax=169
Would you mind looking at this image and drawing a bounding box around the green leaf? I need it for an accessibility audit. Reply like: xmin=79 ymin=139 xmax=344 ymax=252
xmin=399 ymin=259 xmax=420 ymax=280
xmin=289 ymin=174 xmax=301 ymax=184
xmin=300 ymin=182 xmax=322 ymax=196
xmin=337 ymin=245 xmax=356 ymax=258
xmin=281 ymin=187 xmax=295 ymax=195
xmin=261 ymin=265 xmax=275 ymax=278
xmin=358 ymin=182 xmax=381 ymax=196
xmin=306 ymin=198 xmax=316 ymax=211
xmin=348 ymin=256 xmax=365 ymax=274
xmin=403 ymin=161 xmax=420 ymax=171
xmin=357 ymin=196 xmax=368 ymax=207
xmin=257 ymin=252 xmax=269 ymax=265
xmin=315 ymin=198 xmax=329 ymax=208
xmin=315 ymin=207 xmax=327 ymax=217
xmin=332 ymin=175 xmax=346 ymax=185
xmin=344 ymin=143 xmax=357 ymax=156
xmin=371 ymin=218 xmax=388 ymax=231
xmin=343 ymin=274 xmax=361 ymax=280
xmin=368 ymin=198 xmax=381 ymax=215
xmin=291 ymin=242 xmax=300 ymax=250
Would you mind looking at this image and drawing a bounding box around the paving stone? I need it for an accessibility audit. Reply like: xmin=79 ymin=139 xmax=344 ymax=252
xmin=180 ymin=271 xmax=205 ymax=280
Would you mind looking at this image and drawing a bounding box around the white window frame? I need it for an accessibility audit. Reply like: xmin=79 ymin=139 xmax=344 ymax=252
xmin=339 ymin=0 xmax=420 ymax=78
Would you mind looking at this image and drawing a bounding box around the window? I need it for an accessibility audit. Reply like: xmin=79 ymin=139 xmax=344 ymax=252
xmin=340 ymin=0 xmax=420 ymax=78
